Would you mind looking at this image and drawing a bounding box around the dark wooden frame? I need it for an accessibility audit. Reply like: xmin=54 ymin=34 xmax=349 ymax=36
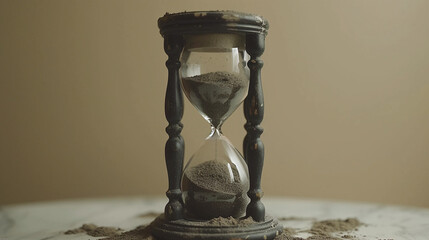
xmin=163 ymin=34 xmax=185 ymax=221
xmin=244 ymin=33 xmax=266 ymax=222
xmin=155 ymin=10 xmax=281 ymax=240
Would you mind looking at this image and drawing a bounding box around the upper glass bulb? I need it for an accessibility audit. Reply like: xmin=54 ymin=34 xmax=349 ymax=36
xmin=180 ymin=33 xmax=250 ymax=129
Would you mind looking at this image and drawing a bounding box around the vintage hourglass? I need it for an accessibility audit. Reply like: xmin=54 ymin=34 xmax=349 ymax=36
xmin=153 ymin=11 xmax=282 ymax=240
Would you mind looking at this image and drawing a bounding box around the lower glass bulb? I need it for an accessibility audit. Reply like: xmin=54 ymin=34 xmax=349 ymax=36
xmin=182 ymin=129 xmax=250 ymax=220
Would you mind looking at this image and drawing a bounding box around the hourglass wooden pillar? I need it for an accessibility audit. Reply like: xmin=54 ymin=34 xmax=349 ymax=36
xmin=163 ymin=33 xmax=185 ymax=221
xmin=243 ymin=32 xmax=266 ymax=222
xmin=154 ymin=11 xmax=282 ymax=240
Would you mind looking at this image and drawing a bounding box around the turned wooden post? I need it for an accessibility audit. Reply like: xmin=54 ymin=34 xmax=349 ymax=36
xmin=244 ymin=33 xmax=266 ymax=222
xmin=163 ymin=34 xmax=184 ymax=221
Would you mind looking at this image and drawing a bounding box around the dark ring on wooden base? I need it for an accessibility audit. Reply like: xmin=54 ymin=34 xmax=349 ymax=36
xmin=151 ymin=214 xmax=282 ymax=240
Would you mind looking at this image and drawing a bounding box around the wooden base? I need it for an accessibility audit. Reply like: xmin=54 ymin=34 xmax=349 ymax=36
xmin=151 ymin=214 xmax=282 ymax=240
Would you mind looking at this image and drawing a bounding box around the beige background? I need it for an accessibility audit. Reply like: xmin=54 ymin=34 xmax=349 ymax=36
xmin=1 ymin=0 xmax=428 ymax=207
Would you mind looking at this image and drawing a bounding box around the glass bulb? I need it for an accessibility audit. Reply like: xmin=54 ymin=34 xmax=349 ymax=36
xmin=182 ymin=129 xmax=249 ymax=219
xmin=180 ymin=33 xmax=250 ymax=220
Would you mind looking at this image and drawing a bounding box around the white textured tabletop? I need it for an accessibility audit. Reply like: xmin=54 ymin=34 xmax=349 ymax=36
xmin=1 ymin=197 xmax=428 ymax=240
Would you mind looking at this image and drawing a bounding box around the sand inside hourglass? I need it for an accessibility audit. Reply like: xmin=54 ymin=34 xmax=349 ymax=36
xmin=182 ymin=160 xmax=248 ymax=219
xmin=181 ymin=71 xmax=248 ymax=128
xmin=181 ymin=71 xmax=249 ymax=219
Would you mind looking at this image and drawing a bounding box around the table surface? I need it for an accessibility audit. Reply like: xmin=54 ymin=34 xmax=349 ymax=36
xmin=1 ymin=196 xmax=429 ymax=240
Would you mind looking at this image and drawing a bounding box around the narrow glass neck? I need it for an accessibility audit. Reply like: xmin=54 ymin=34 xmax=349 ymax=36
xmin=209 ymin=126 xmax=222 ymax=137
xmin=210 ymin=119 xmax=223 ymax=131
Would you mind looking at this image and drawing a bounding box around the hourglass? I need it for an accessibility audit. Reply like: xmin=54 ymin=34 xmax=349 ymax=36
xmin=153 ymin=11 xmax=282 ymax=240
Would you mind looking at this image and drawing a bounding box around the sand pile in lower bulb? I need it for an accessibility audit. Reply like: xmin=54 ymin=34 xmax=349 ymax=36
xmin=182 ymin=160 xmax=249 ymax=219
